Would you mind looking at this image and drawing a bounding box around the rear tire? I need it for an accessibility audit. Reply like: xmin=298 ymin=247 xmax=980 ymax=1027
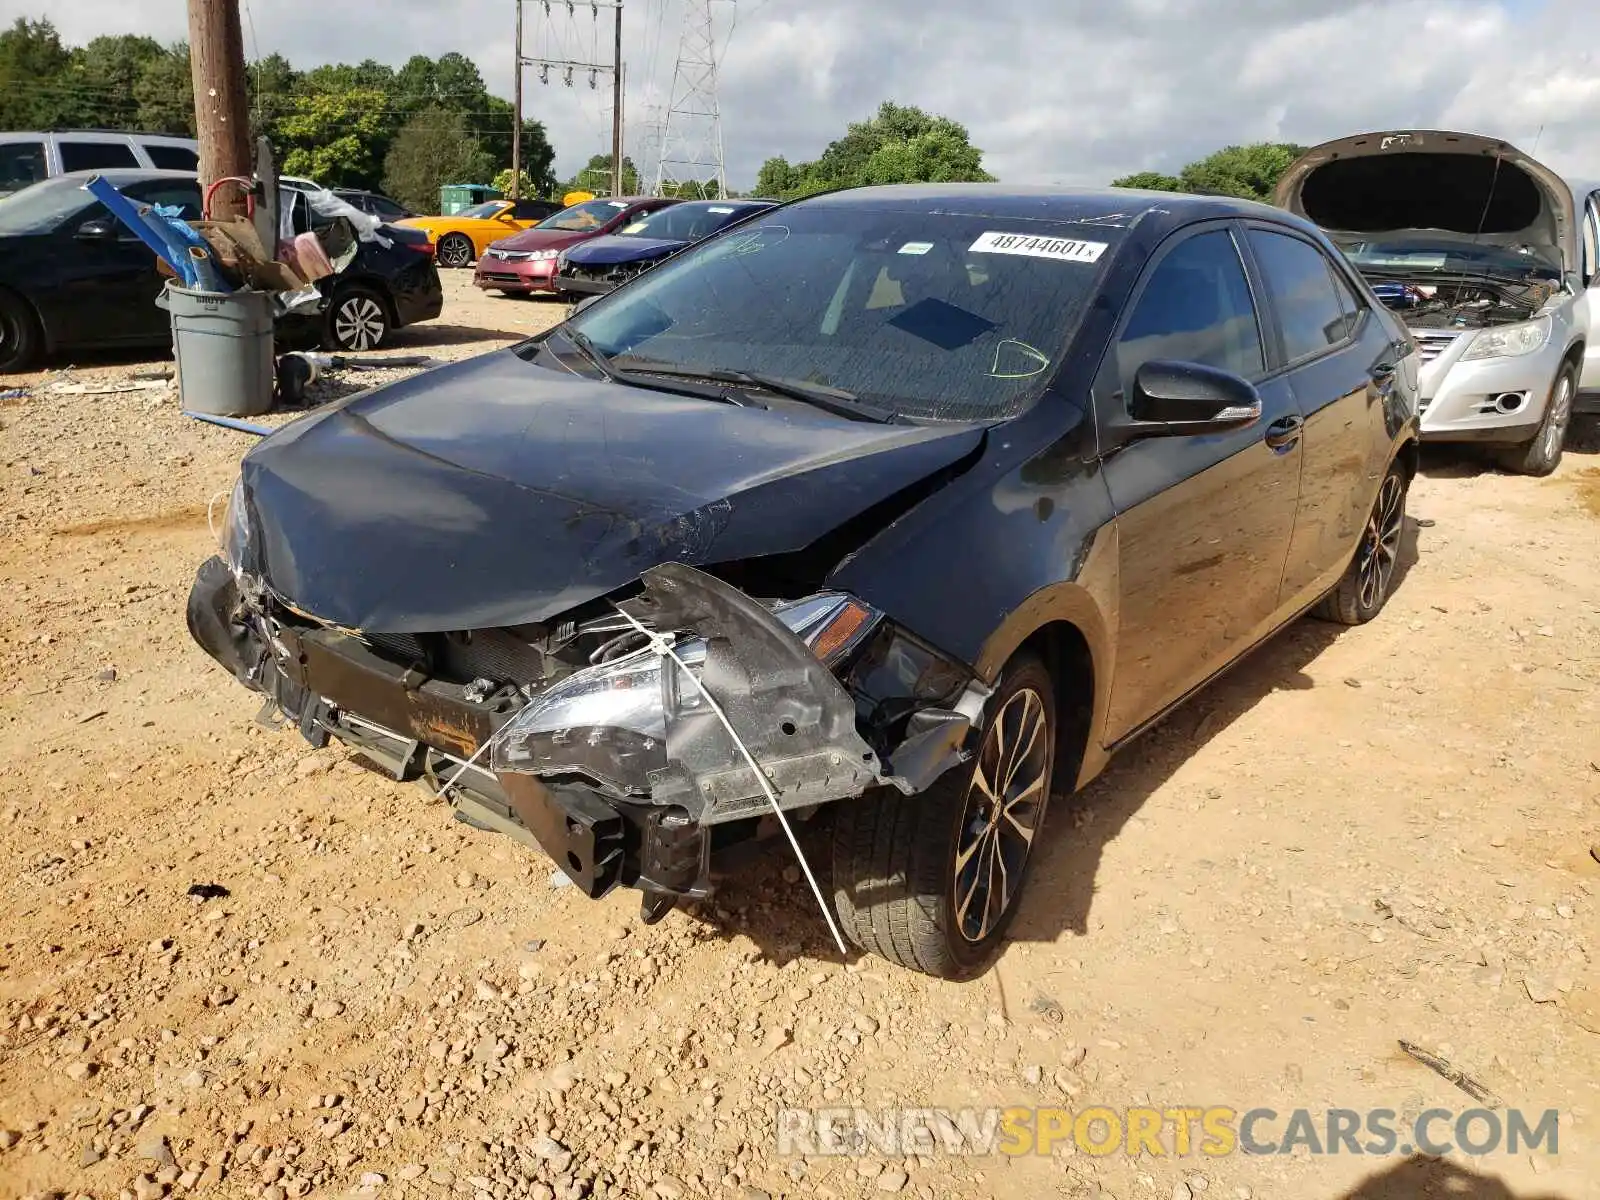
xmin=1313 ymin=461 xmax=1407 ymax=625
xmin=0 ymin=289 xmax=41 ymax=374
xmin=831 ymin=655 xmax=1056 ymax=979
xmin=436 ymin=234 xmax=474 ymax=269
xmin=323 ymin=286 xmax=390 ymax=352
xmin=1498 ymin=362 xmax=1575 ymax=476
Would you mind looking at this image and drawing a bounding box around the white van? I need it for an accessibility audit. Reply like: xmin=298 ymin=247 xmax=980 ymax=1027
xmin=0 ymin=131 xmax=200 ymax=198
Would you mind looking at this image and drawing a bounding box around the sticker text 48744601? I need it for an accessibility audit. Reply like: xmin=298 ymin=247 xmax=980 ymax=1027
xmin=968 ymin=231 xmax=1108 ymax=264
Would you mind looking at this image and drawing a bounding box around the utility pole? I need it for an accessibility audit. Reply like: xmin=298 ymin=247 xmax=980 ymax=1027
xmin=520 ymin=1 xmax=623 ymax=194
xmin=511 ymin=0 xmax=524 ymax=198
xmin=611 ymin=4 xmax=623 ymax=195
xmin=186 ymin=0 xmax=253 ymax=221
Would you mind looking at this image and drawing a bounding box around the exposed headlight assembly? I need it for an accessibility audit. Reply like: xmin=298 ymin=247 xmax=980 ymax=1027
xmin=219 ymin=476 xmax=251 ymax=574
xmin=1460 ymin=316 xmax=1551 ymax=361
xmin=489 ymin=593 xmax=880 ymax=796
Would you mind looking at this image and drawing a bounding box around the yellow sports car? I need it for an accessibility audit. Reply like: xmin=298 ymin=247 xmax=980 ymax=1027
xmin=398 ymin=198 xmax=564 ymax=268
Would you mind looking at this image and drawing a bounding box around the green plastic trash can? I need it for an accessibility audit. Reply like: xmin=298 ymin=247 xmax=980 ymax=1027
xmin=163 ymin=282 xmax=275 ymax=417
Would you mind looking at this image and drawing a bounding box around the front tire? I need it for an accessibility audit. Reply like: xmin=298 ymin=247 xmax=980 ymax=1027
xmin=323 ymin=286 xmax=390 ymax=352
xmin=436 ymin=234 xmax=474 ymax=269
xmin=832 ymin=655 xmax=1056 ymax=979
xmin=1498 ymin=362 xmax=1575 ymax=476
xmin=1313 ymin=461 xmax=1407 ymax=625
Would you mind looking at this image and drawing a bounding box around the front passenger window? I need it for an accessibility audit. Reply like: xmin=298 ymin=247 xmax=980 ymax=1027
xmin=1117 ymin=230 xmax=1264 ymax=394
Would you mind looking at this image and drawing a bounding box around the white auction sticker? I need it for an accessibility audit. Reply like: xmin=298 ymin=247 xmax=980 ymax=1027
xmin=968 ymin=231 xmax=1107 ymax=263
xmin=898 ymin=241 xmax=934 ymax=255
xmin=709 ymin=206 xmax=734 ymax=213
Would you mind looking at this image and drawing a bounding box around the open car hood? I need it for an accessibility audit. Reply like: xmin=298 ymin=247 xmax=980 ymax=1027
xmin=1274 ymin=130 xmax=1578 ymax=276
xmin=232 ymin=349 xmax=985 ymax=634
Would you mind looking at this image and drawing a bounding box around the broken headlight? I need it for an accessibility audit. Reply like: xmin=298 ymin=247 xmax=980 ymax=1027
xmin=489 ymin=592 xmax=880 ymax=796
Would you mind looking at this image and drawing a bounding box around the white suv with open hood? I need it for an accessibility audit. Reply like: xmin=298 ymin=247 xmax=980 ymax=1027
xmin=1276 ymin=130 xmax=1599 ymax=474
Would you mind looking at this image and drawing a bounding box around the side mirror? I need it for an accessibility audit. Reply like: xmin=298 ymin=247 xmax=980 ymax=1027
xmin=75 ymin=216 xmax=117 ymax=240
xmin=1112 ymin=359 xmax=1262 ymax=441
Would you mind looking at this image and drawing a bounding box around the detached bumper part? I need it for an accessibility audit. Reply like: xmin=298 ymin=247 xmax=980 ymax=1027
xmin=187 ymin=555 xmax=985 ymax=919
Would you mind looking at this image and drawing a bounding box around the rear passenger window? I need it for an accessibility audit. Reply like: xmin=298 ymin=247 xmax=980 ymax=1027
xmin=59 ymin=141 xmax=140 ymax=171
xmin=144 ymin=145 xmax=199 ymax=171
xmin=0 ymin=141 xmax=48 ymax=193
xmin=1247 ymin=229 xmax=1353 ymax=361
xmin=1117 ymin=229 xmax=1264 ymax=390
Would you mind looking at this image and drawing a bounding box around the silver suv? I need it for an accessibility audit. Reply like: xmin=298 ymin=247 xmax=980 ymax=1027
xmin=0 ymin=131 xmax=199 ymax=198
xmin=1277 ymin=130 xmax=1599 ymax=474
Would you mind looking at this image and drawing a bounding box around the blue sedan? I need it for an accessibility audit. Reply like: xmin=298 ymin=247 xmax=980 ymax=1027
xmin=552 ymin=198 xmax=777 ymax=300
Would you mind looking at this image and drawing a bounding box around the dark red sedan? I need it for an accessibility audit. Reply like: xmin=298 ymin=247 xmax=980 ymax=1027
xmin=474 ymin=196 xmax=678 ymax=296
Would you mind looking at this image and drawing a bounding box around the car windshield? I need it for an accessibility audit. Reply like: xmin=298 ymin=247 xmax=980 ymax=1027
xmin=0 ymin=175 xmax=96 ymax=235
xmin=617 ymin=203 xmax=744 ymax=241
xmin=537 ymin=199 xmax=629 ymax=231
xmin=565 ymin=206 xmax=1123 ymax=421
xmin=1340 ymin=236 xmax=1559 ymax=278
xmin=459 ymin=202 xmax=507 ymax=220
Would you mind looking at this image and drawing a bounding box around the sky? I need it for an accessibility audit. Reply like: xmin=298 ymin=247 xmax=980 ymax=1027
xmin=33 ymin=0 xmax=1600 ymax=191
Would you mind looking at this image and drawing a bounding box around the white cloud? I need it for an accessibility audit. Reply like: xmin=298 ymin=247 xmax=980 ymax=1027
xmin=37 ymin=0 xmax=1600 ymax=188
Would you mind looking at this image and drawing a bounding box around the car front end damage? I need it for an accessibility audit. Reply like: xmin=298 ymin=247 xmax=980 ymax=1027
xmin=187 ymin=506 xmax=989 ymax=922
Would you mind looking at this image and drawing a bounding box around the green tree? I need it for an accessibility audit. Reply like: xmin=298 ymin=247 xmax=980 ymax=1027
xmin=132 ymin=44 xmax=195 ymax=136
xmin=492 ymin=167 xmax=538 ymax=197
xmin=563 ymin=153 xmax=640 ymax=196
xmin=1112 ymin=143 xmax=1305 ymax=201
xmin=1110 ymin=170 xmax=1183 ymax=193
xmin=277 ymin=87 xmax=389 ymax=187
xmin=754 ymin=156 xmax=798 ymax=198
xmin=249 ymin=52 xmax=299 ymax=138
xmin=65 ymin=34 xmax=163 ymax=128
xmin=383 ymin=106 xmax=494 ymax=213
xmin=757 ymin=101 xmax=994 ymax=200
xmin=0 ymin=17 xmax=74 ymax=129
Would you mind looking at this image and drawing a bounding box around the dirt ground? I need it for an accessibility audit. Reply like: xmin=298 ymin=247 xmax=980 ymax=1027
xmin=2 ymin=269 xmax=1598 ymax=1200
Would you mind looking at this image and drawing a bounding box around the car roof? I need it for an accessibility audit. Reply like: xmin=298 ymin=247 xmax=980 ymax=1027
xmin=46 ymin=169 xmax=199 ymax=185
xmin=793 ymin=183 xmax=1289 ymax=229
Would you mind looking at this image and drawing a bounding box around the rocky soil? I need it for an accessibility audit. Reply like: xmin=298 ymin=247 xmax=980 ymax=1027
xmin=2 ymin=271 xmax=1598 ymax=1200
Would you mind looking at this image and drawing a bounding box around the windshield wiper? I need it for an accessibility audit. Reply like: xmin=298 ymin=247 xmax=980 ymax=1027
xmin=617 ymin=360 xmax=898 ymax=423
xmin=555 ymin=330 xmax=765 ymax=408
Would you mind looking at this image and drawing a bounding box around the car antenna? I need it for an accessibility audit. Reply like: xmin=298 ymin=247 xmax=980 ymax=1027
xmin=609 ymin=603 xmax=851 ymax=957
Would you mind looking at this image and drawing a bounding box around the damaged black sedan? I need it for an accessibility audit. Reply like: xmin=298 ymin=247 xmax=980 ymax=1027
xmin=188 ymin=184 xmax=1419 ymax=979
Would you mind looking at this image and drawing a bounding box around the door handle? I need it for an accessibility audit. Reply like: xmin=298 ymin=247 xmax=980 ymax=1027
xmin=1264 ymin=414 xmax=1303 ymax=451
xmin=1370 ymin=361 xmax=1397 ymax=394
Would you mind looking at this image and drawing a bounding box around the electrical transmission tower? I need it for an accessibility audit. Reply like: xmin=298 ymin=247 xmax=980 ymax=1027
xmin=652 ymin=0 xmax=728 ymax=198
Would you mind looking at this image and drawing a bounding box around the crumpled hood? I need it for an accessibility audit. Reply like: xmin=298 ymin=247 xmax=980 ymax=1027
xmin=234 ymin=349 xmax=985 ymax=633
xmin=565 ymin=235 xmax=685 ymax=266
xmin=1274 ymin=130 xmax=1578 ymax=275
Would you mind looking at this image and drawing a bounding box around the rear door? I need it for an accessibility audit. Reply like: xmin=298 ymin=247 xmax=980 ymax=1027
xmin=1242 ymin=223 xmax=1399 ymax=610
xmin=1099 ymin=222 xmax=1304 ymax=743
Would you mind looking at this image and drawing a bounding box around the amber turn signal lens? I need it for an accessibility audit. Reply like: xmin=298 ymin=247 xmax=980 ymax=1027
xmin=809 ymin=600 xmax=872 ymax=663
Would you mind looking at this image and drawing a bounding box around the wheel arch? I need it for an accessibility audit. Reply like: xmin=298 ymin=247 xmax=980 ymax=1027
xmin=0 ymin=282 xmax=49 ymax=355
xmin=970 ymin=572 xmax=1115 ymax=795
